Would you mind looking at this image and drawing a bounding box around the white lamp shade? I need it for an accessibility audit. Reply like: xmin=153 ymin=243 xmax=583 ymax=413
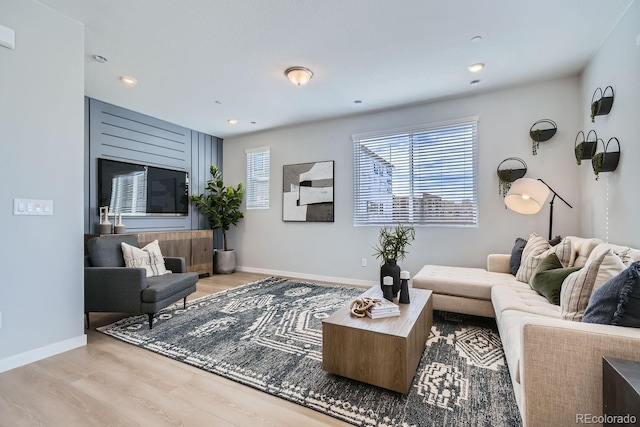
xmin=504 ymin=178 xmax=550 ymax=214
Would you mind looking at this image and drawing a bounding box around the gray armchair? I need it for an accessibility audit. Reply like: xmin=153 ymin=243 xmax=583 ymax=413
xmin=84 ymin=234 xmax=198 ymax=329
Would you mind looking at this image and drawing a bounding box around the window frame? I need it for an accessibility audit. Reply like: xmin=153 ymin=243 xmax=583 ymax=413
xmin=352 ymin=117 xmax=478 ymax=227
xmin=245 ymin=146 xmax=270 ymax=210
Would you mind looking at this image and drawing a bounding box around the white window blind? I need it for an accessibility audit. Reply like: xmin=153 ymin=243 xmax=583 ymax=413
xmin=353 ymin=118 xmax=478 ymax=226
xmin=246 ymin=146 xmax=270 ymax=209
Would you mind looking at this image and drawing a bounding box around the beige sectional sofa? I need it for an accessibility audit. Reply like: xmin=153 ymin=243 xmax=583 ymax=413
xmin=413 ymin=236 xmax=640 ymax=427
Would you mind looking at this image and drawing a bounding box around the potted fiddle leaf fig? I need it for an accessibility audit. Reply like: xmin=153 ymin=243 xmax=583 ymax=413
xmin=190 ymin=165 xmax=244 ymax=274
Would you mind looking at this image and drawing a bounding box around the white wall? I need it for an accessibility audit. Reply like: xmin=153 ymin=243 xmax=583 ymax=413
xmin=224 ymin=77 xmax=583 ymax=284
xmin=580 ymin=0 xmax=640 ymax=247
xmin=0 ymin=0 xmax=86 ymax=370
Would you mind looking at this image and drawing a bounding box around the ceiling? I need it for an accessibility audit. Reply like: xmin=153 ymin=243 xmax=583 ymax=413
xmin=39 ymin=0 xmax=633 ymax=139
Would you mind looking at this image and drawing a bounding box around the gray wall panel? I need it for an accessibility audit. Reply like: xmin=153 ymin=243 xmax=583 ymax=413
xmin=86 ymin=98 xmax=221 ymax=234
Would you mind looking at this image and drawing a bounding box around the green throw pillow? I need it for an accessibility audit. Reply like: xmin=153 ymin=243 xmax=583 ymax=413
xmin=530 ymin=253 xmax=582 ymax=305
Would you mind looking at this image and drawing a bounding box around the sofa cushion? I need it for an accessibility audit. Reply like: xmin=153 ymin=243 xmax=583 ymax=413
xmin=618 ymin=247 xmax=640 ymax=266
xmin=560 ymin=244 xmax=627 ymax=321
xmin=142 ymin=272 xmax=199 ymax=303
xmin=566 ymin=236 xmax=603 ymax=267
xmin=530 ymin=254 xmax=582 ymax=305
xmin=494 ymin=309 xmax=553 ymax=388
xmin=413 ymin=265 xmax=526 ymax=301
xmin=122 ymin=240 xmax=171 ymax=277
xmin=510 ymin=237 xmax=528 ymax=275
xmin=87 ymin=234 xmax=139 ymax=267
xmin=583 ymin=261 xmax=640 ymax=327
xmin=491 ymin=285 xmax=562 ymax=322
xmin=516 ymin=234 xmax=573 ymax=283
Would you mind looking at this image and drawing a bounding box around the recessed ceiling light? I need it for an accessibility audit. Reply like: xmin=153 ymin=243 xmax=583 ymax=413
xmin=354 ymin=100 xmax=363 ymax=104
xmin=468 ymin=63 xmax=485 ymax=73
xmin=119 ymin=76 xmax=137 ymax=86
xmin=228 ymin=119 xmax=238 ymax=125
xmin=93 ymin=55 xmax=108 ymax=63
xmin=470 ymin=35 xmax=483 ymax=43
xmin=470 ymin=79 xmax=481 ymax=86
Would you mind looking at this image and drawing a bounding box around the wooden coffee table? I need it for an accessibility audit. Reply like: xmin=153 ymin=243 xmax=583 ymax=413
xmin=322 ymin=286 xmax=433 ymax=394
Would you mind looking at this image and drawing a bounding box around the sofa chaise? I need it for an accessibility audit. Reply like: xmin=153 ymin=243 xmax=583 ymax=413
xmin=413 ymin=235 xmax=640 ymax=427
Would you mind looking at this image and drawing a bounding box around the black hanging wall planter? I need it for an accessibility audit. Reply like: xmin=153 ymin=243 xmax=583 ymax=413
xmin=497 ymin=157 xmax=527 ymax=197
xmin=591 ymin=86 xmax=615 ymax=122
xmin=529 ymin=119 xmax=557 ymax=155
xmin=575 ymin=130 xmax=598 ymax=165
xmin=592 ymin=137 xmax=620 ymax=180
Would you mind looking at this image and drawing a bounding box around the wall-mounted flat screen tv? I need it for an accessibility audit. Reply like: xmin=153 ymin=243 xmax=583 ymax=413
xmin=98 ymin=158 xmax=189 ymax=216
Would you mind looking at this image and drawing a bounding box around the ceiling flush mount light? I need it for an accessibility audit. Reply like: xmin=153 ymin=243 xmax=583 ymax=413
xmin=119 ymin=76 xmax=137 ymax=86
xmin=228 ymin=119 xmax=238 ymax=125
xmin=284 ymin=66 xmax=313 ymax=86
xmin=93 ymin=54 xmax=108 ymax=63
xmin=468 ymin=63 xmax=485 ymax=73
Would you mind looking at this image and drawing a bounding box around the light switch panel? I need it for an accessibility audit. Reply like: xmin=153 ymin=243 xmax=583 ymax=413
xmin=14 ymin=198 xmax=53 ymax=215
xmin=0 ymin=24 xmax=15 ymax=50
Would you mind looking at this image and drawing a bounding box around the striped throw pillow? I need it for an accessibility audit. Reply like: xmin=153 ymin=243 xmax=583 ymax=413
xmin=560 ymin=244 xmax=627 ymax=321
xmin=515 ymin=233 xmax=573 ymax=284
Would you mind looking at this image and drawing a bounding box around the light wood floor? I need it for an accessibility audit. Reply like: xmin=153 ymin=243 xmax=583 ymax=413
xmin=0 ymin=272 xmax=353 ymax=427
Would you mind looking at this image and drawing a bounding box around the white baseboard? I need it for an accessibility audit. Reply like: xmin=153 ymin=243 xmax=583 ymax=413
xmin=236 ymin=266 xmax=376 ymax=289
xmin=0 ymin=334 xmax=87 ymax=374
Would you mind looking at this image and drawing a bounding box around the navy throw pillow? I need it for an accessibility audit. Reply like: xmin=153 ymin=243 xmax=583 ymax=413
xmin=549 ymin=235 xmax=562 ymax=246
xmin=583 ymin=261 xmax=640 ymax=327
xmin=510 ymin=238 xmax=527 ymax=275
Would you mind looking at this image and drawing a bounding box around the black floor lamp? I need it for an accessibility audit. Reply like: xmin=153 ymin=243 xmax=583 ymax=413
xmin=504 ymin=178 xmax=573 ymax=240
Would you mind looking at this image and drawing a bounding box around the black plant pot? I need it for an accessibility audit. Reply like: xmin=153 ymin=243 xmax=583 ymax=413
xmin=601 ymin=151 xmax=620 ymax=172
xmin=596 ymin=97 xmax=614 ymax=116
xmin=530 ymin=128 xmax=557 ymax=142
xmin=582 ymin=141 xmax=597 ymax=160
xmin=591 ymin=86 xmax=615 ymax=120
xmin=575 ymin=130 xmax=598 ymax=164
xmin=592 ymin=137 xmax=621 ymax=179
xmin=380 ymin=260 xmax=401 ymax=296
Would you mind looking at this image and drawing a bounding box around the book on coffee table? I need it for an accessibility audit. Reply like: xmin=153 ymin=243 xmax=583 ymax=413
xmin=366 ymin=299 xmax=400 ymax=318
xmin=366 ymin=310 xmax=401 ymax=319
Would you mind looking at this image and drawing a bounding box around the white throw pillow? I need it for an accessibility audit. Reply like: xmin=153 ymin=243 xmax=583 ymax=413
xmin=560 ymin=244 xmax=626 ymax=321
xmin=121 ymin=240 xmax=171 ymax=277
xmin=515 ymin=234 xmax=573 ymax=284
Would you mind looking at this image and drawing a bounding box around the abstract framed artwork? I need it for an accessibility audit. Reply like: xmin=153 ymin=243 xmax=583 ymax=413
xmin=282 ymin=161 xmax=334 ymax=222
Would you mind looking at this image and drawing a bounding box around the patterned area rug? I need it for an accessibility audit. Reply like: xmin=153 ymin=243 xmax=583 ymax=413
xmin=98 ymin=277 xmax=521 ymax=427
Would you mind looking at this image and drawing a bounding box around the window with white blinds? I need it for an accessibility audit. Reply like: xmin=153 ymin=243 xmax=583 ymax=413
xmin=353 ymin=118 xmax=478 ymax=226
xmin=246 ymin=146 xmax=270 ymax=209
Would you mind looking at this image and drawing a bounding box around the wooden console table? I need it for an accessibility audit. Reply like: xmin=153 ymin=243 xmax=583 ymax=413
xmin=84 ymin=230 xmax=213 ymax=277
